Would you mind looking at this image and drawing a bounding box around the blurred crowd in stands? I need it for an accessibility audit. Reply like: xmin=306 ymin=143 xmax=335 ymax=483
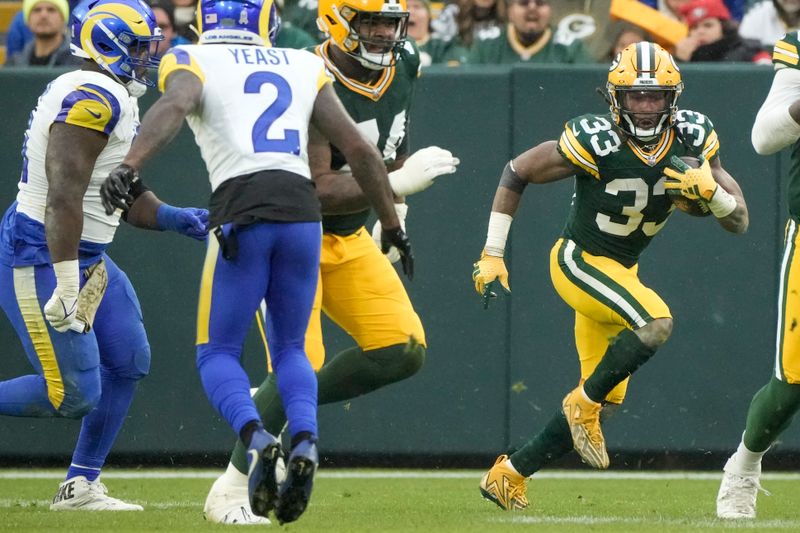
xmin=0 ymin=0 xmax=793 ymax=69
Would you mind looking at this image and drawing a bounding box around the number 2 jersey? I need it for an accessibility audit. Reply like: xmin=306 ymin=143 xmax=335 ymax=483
xmin=557 ymin=110 xmax=720 ymax=266
xmin=157 ymin=44 xmax=332 ymax=227
xmin=1 ymin=70 xmax=139 ymax=268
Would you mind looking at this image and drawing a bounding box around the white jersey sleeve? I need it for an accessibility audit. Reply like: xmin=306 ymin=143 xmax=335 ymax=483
xmin=15 ymin=70 xmax=139 ymax=244
xmin=752 ymin=57 xmax=800 ymax=155
xmin=157 ymin=44 xmax=332 ymax=192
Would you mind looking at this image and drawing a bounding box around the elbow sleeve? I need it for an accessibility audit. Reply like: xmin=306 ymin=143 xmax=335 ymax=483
xmin=752 ymin=107 xmax=800 ymax=155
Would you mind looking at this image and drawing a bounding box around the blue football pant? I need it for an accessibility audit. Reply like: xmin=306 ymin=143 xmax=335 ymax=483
xmin=0 ymin=255 xmax=150 ymax=476
xmin=196 ymin=222 xmax=320 ymax=439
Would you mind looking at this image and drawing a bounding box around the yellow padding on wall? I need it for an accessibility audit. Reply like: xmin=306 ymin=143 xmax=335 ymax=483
xmin=610 ymin=0 xmax=688 ymax=48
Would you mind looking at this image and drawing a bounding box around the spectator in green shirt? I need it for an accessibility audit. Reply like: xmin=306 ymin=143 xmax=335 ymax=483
xmin=467 ymin=0 xmax=595 ymax=64
xmin=408 ymin=0 xmax=468 ymax=66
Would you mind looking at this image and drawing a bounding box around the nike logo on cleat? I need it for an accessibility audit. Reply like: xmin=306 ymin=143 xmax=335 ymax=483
xmin=247 ymin=449 xmax=259 ymax=477
xmin=53 ymin=481 xmax=75 ymax=503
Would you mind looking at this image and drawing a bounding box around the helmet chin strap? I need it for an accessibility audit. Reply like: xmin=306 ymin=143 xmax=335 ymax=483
xmin=353 ymin=42 xmax=393 ymax=70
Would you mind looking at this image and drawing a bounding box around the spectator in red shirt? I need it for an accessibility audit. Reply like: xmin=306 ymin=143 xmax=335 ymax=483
xmin=673 ymin=0 xmax=771 ymax=62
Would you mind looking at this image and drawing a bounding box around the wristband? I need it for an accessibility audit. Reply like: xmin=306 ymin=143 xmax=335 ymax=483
xmin=156 ymin=203 xmax=182 ymax=232
xmin=53 ymin=259 xmax=80 ymax=297
xmin=707 ymin=187 xmax=737 ymax=218
xmin=485 ymin=212 xmax=512 ymax=257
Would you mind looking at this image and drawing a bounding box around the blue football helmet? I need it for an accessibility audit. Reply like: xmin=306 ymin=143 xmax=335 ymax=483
xmin=70 ymin=0 xmax=163 ymax=91
xmin=197 ymin=0 xmax=281 ymax=46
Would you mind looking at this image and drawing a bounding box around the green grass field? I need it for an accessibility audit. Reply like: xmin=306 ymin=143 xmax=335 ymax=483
xmin=1 ymin=470 xmax=798 ymax=532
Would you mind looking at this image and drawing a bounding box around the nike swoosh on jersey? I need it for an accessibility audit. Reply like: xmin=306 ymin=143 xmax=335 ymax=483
xmin=86 ymin=108 xmax=102 ymax=119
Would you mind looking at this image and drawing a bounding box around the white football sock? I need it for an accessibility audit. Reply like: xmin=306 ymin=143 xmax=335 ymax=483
xmin=221 ymin=462 xmax=248 ymax=488
xmin=724 ymin=435 xmax=766 ymax=477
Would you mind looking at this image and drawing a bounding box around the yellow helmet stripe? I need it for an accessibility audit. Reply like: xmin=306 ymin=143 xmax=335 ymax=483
xmin=93 ymin=3 xmax=152 ymax=37
xmin=259 ymin=0 xmax=275 ymax=46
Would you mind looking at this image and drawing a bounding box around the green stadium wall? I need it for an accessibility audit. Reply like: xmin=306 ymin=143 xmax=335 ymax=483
xmin=0 ymin=64 xmax=795 ymax=464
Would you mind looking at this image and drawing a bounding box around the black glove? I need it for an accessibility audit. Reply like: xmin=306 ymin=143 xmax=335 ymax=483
xmin=101 ymin=164 xmax=138 ymax=215
xmin=381 ymin=226 xmax=414 ymax=280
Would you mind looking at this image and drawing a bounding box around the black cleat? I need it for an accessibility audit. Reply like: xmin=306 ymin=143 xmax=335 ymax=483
xmin=275 ymin=439 xmax=318 ymax=524
xmin=246 ymin=429 xmax=282 ymax=518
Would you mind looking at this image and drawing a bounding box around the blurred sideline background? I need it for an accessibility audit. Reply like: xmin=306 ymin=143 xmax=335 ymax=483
xmin=0 ymin=63 xmax=796 ymax=471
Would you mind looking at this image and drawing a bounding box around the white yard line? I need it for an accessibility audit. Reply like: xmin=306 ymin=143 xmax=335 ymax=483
xmin=0 ymin=470 xmax=799 ymax=480
xmin=497 ymin=515 xmax=800 ymax=529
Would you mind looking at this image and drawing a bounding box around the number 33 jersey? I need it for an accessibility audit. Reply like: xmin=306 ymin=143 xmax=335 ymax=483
xmin=557 ymin=110 xmax=720 ymax=267
xmin=157 ymin=44 xmax=332 ymax=193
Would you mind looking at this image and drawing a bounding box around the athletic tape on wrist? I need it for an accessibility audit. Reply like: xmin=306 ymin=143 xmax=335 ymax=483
xmin=485 ymin=212 xmax=512 ymax=257
xmin=707 ymin=187 xmax=737 ymax=218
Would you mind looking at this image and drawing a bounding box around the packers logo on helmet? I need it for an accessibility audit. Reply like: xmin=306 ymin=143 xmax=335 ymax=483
xmin=606 ymin=41 xmax=683 ymax=140
xmin=70 ymin=0 xmax=163 ymax=94
xmin=317 ymin=0 xmax=409 ymax=70
xmin=197 ymin=0 xmax=281 ymax=47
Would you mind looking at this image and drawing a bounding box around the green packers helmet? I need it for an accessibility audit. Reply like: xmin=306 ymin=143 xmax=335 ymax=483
xmin=317 ymin=0 xmax=408 ymax=70
xmin=607 ymin=41 xmax=683 ymax=140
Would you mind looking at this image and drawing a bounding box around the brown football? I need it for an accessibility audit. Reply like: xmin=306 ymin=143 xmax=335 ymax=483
xmin=666 ymin=156 xmax=711 ymax=217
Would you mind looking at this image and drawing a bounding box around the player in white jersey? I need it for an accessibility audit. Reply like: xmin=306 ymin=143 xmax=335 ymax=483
xmin=99 ymin=0 xmax=408 ymax=524
xmin=0 ymin=0 xmax=208 ymax=511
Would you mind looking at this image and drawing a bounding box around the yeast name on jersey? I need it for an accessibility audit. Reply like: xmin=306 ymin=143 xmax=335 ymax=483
xmin=227 ymin=47 xmax=292 ymax=65
xmin=158 ymin=44 xmax=332 ymax=227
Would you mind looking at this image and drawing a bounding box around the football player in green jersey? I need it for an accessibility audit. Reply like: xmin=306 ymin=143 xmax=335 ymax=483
xmin=472 ymin=41 xmax=749 ymax=511
xmin=716 ymin=31 xmax=800 ymax=520
xmin=203 ymin=0 xmax=460 ymax=524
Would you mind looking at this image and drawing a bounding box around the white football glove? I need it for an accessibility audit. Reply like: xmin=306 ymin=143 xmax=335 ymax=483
xmin=388 ymin=146 xmax=459 ymax=197
xmin=44 ymin=260 xmax=80 ymax=333
xmin=372 ymin=203 xmax=408 ymax=263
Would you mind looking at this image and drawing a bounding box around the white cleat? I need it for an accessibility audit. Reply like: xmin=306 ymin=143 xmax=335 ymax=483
xmin=716 ymin=470 xmax=768 ymax=519
xmin=204 ymin=473 xmax=271 ymax=525
xmin=50 ymin=476 xmax=143 ymax=511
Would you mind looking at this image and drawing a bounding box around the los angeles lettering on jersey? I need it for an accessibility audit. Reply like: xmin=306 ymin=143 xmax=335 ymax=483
xmin=227 ymin=47 xmax=291 ymax=65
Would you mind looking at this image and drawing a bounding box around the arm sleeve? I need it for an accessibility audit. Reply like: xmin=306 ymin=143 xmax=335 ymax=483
xmin=751 ymin=67 xmax=800 ymax=155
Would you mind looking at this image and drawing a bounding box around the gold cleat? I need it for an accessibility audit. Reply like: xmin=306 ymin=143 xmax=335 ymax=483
xmin=562 ymin=386 xmax=609 ymax=469
xmin=479 ymin=455 xmax=529 ymax=511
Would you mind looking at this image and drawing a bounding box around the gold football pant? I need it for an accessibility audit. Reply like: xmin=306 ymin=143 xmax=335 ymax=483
xmin=259 ymin=227 xmax=425 ymax=371
xmin=550 ymin=238 xmax=672 ymax=403
xmin=775 ymin=219 xmax=800 ymax=383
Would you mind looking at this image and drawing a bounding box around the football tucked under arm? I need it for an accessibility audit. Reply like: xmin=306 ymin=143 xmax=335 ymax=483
xmin=665 ymin=156 xmax=711 ymax=217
